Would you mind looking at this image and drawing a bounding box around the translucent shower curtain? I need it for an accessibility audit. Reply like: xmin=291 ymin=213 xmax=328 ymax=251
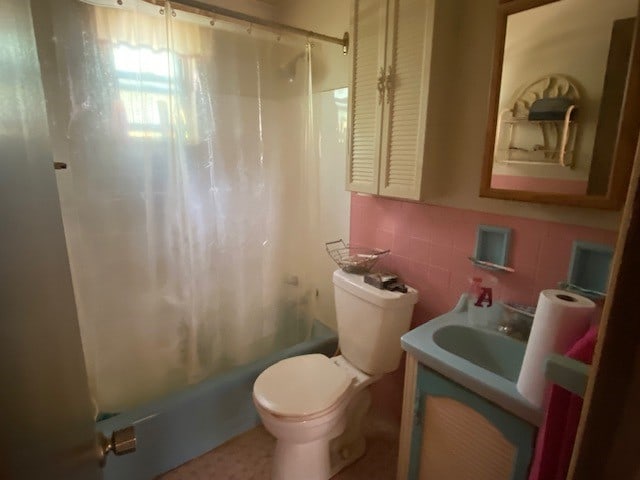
xmin=41 ymin=0 xmax=317 ymax=412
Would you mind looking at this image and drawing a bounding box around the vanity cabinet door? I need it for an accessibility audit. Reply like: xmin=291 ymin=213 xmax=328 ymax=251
xmin=398 ymin=355 xmax=536 ymax=480
xmin=348 ymin=0 xmax=388 ymax=194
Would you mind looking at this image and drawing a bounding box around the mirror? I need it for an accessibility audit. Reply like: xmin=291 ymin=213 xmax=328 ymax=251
xmin=480 ymin=0 xmax=640 ymax=209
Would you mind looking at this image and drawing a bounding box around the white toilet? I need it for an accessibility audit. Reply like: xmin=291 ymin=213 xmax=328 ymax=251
xmin=253 ymin=269 xmax=418 ymax=480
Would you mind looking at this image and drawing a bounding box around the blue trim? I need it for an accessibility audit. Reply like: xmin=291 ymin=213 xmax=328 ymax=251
xmin=545 ymin=353 xmax=590 ymax=398
xmin=474 ymin=225 xmax=512 ymax=268
xmin=408 ymin=366 xmax=535 ymax=479
xmin=567 ymin=241 xmax=614 ymax=294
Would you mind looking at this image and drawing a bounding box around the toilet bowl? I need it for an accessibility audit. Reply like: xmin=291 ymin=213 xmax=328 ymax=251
xmin=253 ymin=269 xmax=418 ymax=480
xmin=253 ymin=354 xmax=379 ymax=480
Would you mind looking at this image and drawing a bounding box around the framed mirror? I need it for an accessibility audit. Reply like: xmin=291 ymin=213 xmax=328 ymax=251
xmin=480 ymin=0 xmax=640 ymax=209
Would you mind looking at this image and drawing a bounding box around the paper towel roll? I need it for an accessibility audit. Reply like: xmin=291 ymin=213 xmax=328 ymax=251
xmin=516 ymin=289 xmax=595 ymax=407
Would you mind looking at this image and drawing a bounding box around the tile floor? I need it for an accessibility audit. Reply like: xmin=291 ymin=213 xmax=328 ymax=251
xmin=159 ymin=415 xmax=399 ymax=479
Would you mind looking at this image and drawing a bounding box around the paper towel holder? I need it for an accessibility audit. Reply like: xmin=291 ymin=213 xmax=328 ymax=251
xmin=545 ymin=353 xmax=590 ymax=398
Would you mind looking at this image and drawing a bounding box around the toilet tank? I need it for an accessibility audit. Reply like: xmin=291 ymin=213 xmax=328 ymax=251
xmin=333 ymin=269 xmax=418 ymax=375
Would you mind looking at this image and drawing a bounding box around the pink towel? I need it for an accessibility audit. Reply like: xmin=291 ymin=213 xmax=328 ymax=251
xmin=528 ymin=325 xmax=599 ymax=480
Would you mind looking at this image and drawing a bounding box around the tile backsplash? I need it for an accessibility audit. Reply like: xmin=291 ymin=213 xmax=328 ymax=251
xmin=350 ymin=193 xmax=618 ymax=328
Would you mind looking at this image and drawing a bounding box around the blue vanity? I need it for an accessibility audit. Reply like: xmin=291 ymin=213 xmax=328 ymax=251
xmin=396 ymin=297 xmax=541 ymax=480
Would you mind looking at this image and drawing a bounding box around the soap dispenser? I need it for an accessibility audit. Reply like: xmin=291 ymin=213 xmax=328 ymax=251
xmin=467 ymin=275 xmax=499 ymax=329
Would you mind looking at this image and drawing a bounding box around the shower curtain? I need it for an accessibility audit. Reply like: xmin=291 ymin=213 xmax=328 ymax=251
xmin=39 ymin=0 xmax=319 ymax=413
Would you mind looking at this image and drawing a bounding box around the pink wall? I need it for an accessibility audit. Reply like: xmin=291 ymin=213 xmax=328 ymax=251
xmin=491 ymin=174 xmax=589 ymax=195
xmin=353 ymin=193 xmax=618 ymax=421
xmin=350 ymin=193 xmax=617 ymax=328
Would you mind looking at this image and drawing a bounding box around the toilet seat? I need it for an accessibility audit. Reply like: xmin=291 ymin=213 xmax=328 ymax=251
xmin=254 ymin=354 xmax=353 ymax=420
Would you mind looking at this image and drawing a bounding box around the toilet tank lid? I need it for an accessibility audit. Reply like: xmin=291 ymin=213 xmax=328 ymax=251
xmin=253 ymin=354 xmax=352 ymax=418
xmin=333 ymin=269 xmax=418 ymax=308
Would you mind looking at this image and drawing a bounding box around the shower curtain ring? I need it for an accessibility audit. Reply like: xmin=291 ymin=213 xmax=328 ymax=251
xmin=247 ymin=23 xmax=253 ymax=34
xmin=159 ymin=7 xmax=164 ymax=15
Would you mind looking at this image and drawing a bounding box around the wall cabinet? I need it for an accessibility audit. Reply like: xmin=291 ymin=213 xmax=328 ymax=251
xmin=397 ymin=354 xmax=536 ymax=480
xmin=347 ymin=0 xmax=458 ymax=200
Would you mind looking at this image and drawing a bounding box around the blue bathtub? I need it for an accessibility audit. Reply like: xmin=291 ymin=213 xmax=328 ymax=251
xmin=98 ymin=320 xmax=338 ymax=479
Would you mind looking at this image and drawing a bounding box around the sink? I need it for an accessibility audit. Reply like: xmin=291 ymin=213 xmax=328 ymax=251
xmin=400 ymin=295 xmax=542 ymax=426
xmin=433 ymin=325 xmax=525 ymax=382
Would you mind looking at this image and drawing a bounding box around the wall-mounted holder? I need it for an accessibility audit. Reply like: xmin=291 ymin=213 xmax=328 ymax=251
xmin=469 ymin=225 xmax=513 ymax=273
xmin=545 ymin=353 xmax=590 ymax=398
xmin=560 ymin=241 xmax=614 ymax=299
xmin=494 ymin=75 xmax=580 ymax=167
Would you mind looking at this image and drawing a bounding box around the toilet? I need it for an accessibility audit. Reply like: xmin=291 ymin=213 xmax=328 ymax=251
xmin=253 ymin=269 xmax=418 ymax=480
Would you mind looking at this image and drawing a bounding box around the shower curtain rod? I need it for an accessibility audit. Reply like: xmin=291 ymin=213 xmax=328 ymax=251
xmin=143 ymin=0 xmax=350 ymax=54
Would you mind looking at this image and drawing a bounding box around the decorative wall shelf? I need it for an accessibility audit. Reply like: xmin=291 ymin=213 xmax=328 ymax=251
xmin=470 ymin=225 xmax=513 ymax=273
xmin=494 ymin=75 xmax=580 ymax=168
xmin=561 ymin=240 xmax=614 ymax=299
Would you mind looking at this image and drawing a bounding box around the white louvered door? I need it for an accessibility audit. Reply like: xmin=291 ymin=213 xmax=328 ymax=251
xmin=347 ymin=0 xmax=389 ymax=194
xmin=378 ymin=0 xmax=435 ymax=200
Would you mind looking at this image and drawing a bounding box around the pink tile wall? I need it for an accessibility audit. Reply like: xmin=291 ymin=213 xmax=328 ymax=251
xmin=350 ymin=193 xmax=618 ymax=328
xmin=354 ymin=193 xmax=618 ymax=421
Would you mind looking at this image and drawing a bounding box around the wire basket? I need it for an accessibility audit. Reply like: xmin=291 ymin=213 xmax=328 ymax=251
xmin=325 ymin=239 xmax=390 ymax=274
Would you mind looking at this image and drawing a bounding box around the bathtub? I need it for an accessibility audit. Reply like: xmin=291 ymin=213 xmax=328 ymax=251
xmin=98 ymin=320 xmax=338 ymax=479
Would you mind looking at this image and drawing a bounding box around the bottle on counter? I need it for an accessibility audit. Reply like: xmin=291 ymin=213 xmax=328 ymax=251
xmin=467 ymin=275 xmax=500 ymax=329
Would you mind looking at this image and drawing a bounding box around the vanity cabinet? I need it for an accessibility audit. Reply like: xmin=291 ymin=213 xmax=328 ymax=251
xmin=397 ymin=354 xmax=536 ymax=480
xmin=347 ymin=0 xmax=458 ymax=200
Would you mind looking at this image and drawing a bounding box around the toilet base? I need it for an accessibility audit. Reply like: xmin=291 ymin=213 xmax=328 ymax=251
xmin=267 ymin=387 xmax=373 ymax=480
xmin=260 ymin=398 xmax=348 ymax=480
xmin=329 ymin=387 xmax=372 ymax=476
xmin=330 ymin=436 xmax=366 ymax=476
xmin=273 ymin=437 xmax=332 ymax=480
